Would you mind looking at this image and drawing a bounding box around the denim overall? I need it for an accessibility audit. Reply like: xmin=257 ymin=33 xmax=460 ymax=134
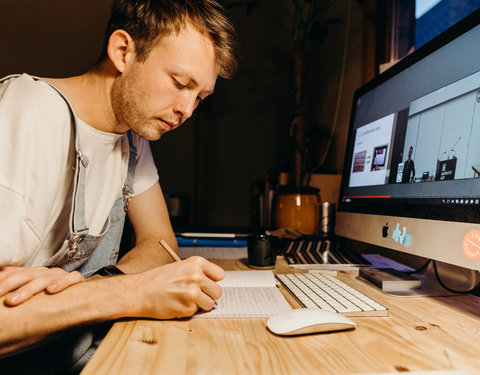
xmin=42 ymin=118 xmax=136 ymax=277
xmin=41 ymin=91 xmax=137 ymax=277
xmin=0 ymin=75 xmax=137 ymax=373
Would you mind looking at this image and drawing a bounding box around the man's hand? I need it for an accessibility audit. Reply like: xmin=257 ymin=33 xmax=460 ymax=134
xmin=133 ymin=256 xmax=225 ymax=319
xmin=0 ymin=266 xmax=84 ymax=306
xmin=0 ymin=257 xmax=222 ymax=356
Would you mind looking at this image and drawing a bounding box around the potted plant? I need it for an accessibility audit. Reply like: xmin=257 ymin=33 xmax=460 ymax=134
xmin=289 ymin=0 xmax=340 ymax=187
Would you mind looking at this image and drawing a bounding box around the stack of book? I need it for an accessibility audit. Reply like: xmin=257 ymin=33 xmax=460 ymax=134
xmin=176 ymin=232 xmax=248 ymax=259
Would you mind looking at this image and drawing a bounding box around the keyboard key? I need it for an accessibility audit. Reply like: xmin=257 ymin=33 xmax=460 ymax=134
xmin=277 ymin=273 xmax=389 ymax=317
xmin=280 ymin=236 xmax=371 ymax=265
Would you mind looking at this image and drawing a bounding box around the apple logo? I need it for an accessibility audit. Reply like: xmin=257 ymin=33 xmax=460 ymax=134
xmin=382 ymin=223 xmax=389 ymax=238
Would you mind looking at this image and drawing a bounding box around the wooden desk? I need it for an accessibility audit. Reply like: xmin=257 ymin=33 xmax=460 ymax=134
xmin=81 ymin=258 xmax=480 ymax=374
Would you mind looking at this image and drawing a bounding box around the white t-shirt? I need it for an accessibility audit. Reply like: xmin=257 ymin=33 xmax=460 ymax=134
xmin=0 ymin=74 xmax=159 ymax=267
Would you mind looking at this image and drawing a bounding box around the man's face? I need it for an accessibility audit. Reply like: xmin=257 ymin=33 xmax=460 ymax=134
xmin=408 ymin=147 xmax=413 ymax=158
xmin=111 ymin=23 xmax=219 ymax=140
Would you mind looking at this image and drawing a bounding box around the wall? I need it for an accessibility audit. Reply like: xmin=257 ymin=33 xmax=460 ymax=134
xmin=156 ymin=0 xmax=371 ymax=228
xmin=221 ymin=0 xmax=367 ymax=227
xmin=0 ymin=0 xmax=370 ymax=230
xmin=0 ymin=0 xmax=111 ymax=77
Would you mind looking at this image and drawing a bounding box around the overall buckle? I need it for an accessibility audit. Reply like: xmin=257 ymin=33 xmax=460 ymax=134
xmin=67 ymin=228 xmax=89 ymax=259
xmin=123 ymin=184 xmax=134 ymax=212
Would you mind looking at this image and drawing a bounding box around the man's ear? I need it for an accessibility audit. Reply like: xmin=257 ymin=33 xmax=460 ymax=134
xmin=107 ymin=30 xmax=136 ymax=73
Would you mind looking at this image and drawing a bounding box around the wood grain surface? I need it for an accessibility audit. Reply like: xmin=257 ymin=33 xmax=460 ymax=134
xmin=81 ymin=257 xmax=480 ymax=375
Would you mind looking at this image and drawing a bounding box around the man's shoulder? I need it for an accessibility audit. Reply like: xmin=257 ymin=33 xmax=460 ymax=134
xmin=0 ymin=73 xmax=73 ymax=127
xmin=0 ymin=74 xmax=74 ymax=146
xmin=1 ymin=73 xmax=71 ymax=113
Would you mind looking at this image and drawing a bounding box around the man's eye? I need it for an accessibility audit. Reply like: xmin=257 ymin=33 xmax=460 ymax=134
xmin=174 ymin=80 xmax=185 ymax=89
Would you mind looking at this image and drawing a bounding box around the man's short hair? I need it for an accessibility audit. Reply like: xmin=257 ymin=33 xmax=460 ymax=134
xmin=99 ymin=0 xmax=240 ymax=79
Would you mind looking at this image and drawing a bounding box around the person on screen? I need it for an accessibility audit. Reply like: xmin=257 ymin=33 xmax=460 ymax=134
xmin=402 ymin=146 xmax=416 ymax=183
xmin=0 ymin=0 xmax=239 ymax=373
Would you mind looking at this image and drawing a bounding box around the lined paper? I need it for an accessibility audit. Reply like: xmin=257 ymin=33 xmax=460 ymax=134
xmin=194 ymin=271 xmax=292 ymax=318
xmin=218 ymin=270 xmax=277 ymax=288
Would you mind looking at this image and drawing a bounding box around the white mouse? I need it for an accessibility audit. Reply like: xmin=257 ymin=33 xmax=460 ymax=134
xmin=266 ymin=308 xmax=356 ymax=336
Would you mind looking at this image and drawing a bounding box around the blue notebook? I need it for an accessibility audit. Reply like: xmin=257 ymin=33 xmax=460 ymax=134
xmin=176 ymin=236 xmax=247 ymax=247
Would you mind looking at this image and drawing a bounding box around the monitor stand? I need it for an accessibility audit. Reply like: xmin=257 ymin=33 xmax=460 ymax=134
xmin=360 ymin=261 xmax=479 ymax=297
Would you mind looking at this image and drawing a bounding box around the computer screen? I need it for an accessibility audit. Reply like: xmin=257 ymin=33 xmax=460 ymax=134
xmin=336 ymin=9 xmax=480 ymax=271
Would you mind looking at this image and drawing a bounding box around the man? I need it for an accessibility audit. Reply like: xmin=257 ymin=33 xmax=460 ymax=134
xmin=0 ymin=0 xmax=239 ymax=372
xmin=401 ymin=146 xmax=415 ymax=183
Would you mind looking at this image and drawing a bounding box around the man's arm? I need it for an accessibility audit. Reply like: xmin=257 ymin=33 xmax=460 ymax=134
xmin=116 ymin=181 xmax=179 ymax=273
xmin=0 ymin=182 xmax=226 ymax=357
xmin=0 ymin=181 xmax=174 ymax=306
xmin=0 ymin=255 xmax=224 ymax=357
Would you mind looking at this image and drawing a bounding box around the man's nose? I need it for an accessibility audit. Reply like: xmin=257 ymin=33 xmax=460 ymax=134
xmin=174 ymin=95 xmax=197 ymax=120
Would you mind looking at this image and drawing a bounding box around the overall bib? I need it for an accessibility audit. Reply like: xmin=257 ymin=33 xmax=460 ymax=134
xmin=0 ymin=75 xmax=137 ymax=373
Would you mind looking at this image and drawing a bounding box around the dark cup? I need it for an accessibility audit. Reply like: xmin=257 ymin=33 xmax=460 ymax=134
xmin=247 ymin=234 xmax=276 ymax=269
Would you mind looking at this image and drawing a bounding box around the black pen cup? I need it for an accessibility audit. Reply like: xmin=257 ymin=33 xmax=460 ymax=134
xmin=247 ymin=234 xmax=276 ymax=269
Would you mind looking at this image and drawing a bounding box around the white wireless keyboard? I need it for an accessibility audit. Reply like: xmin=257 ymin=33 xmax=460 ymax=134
xmin=277 ymin=272 xmax=389 ymax=317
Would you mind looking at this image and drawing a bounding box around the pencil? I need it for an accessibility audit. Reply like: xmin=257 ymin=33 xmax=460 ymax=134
xmin=159 ymin=239 xmax=182 ymax=262
xmin=159 ymin=239 xmax=219 ymax=308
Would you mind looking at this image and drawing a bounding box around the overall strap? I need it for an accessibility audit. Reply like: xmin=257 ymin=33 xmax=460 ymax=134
xmin=32 ymin=79 xmax=92 ymax=257
xmin=123 ymin=130 xmax=137 ymax=212
xmin=30 ymin=77 xmax=90 ymax=256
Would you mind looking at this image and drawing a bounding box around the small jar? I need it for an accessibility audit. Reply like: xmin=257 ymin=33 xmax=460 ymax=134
xmin=273 ymin=186 xmax=320 ymax=235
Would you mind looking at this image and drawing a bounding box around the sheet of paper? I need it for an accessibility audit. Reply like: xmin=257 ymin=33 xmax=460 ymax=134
xmin=194 ymin=287 xmax=291 ymax=318
xmin=194 ymin=270 xmax=292 ymax=318
xmin=218 ymin=270 xmax=276 ymax=288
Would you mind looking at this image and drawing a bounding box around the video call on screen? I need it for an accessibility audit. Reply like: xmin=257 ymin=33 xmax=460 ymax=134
xmin=344 ymin=22 xmax=480 ymax=201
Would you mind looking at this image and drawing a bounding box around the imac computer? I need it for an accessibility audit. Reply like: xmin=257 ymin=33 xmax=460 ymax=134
xmin=336 ymin=10 xmax=480 ymax=293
